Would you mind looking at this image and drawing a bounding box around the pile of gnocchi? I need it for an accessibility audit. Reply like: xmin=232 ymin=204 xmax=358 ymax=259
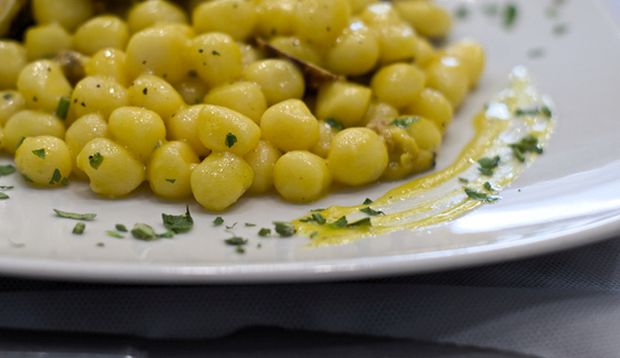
xmin=0 ymin=0 xmax=484 ymax=211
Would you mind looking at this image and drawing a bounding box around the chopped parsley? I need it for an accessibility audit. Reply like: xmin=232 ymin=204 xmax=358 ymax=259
xmin=258 ymin=228 xmax=271 ymax=237
xmin=53 ymin=209 xmax=97 ymax=221
xmin=106 ymin=231 xmax=124 ymax=239
xmin=165 ymin=178 xmax=176 ymax=184
xmin=553 ymin=23 xmax=568 ymax=36
xmin=49 ymin=168 xmax=62 ymax=185
xmin=72 ymin=222 xmax=86 ymax=235
xmin=510 ymin=135 xmax=543 ymax=162
xmin=55 ymin=96 xmax=70 ymax=119
xmin=465 ymin=188 xmax=499 ymax=203
xmin=213 ymin=216 xmax=224 ymax=226
xmin=455 ymin=5 xmax=469 ymax=19
xmin=363 ymin=198 xmax=374 ymax=205
xmin=360 ymin=207 xmax=384 ymax=216
xmin=88 ymin=152 xmax=104 ymax=169
xmin=325 ymin=118 xmax=344 ymax=131
xmin=274 ymin=221 xmax=295 ymax=237
xmin=162 ymin=206 xmax=194 ymax=234
xmin=300 ymin=212 xmax=326 ymax=224
xmin=0 ymin=192 xmax=8 ymax=200
xmin=515 ymin=106 xmax=552 ymax=118
xmin=0 ymin=185 xmax=14 ymax=190
xmin=211 ymin=50 xmax=221 ymax=56
xmin=329 ymin=216 xmax=348 ymax=228
xmin=503 ymin=3 xmax=518 ymax=29
xmin=244 ymin=223 xmax=256 ymax=227
xmin=477 ymin=155 xmax=501 ymax=176
xmin=458 ymin=177 xmax=469 ymax=184
xmin=483 ymin=181 xmax=498 ymax=192
xmin=391 ymin=116 xmax=420 ymax=128
xmin=131 ymin=223 xmax=159 ymax=241
xmin=0 ymin=165 xmax=16 ymax=176
xmin=115 ymin=224 xmax=128 ymax=232
xmin=225 ymin=236 xmax=247 ymax=254
xmin=32 ymin=148 xmax=46 ymax=159
xmin=225 ymin=132 xmax=237 ymax=148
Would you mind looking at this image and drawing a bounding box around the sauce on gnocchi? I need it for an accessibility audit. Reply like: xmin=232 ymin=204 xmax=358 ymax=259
xmin=0 ymin=0 xmax=485 ymax=213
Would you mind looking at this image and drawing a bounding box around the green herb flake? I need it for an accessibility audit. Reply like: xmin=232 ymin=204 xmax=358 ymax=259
xmin=465 ymin=187 xmax=499 ymax=203
xmin=88 ymin=152 xmax=104 ymax=170
xmin=21 ymin=174 xmax=33 ymax=183
xmin=477 ymin=155 xmax=501 ymax=176
xmin=49 ymin=168 xmax=62 ymax=184
xmin=53 ymin=209 xmax=97 ymax=221
xmin=274 ymin=221 xmax=296 ymax=237
xmin=32 ymin=148 xmax=46 ymax=159
xmin=225 ymin=132 xmax=237 ymax=148
xmin=0 ymin=165 xmax=16 ymax=176
xmin=391 ymin=116 xmax=420 ymax=128
xmin=503 ymin=3 xmax=518 ymax=29
xmin=213 ymin=216 xmax=224 ymax=226
xmin=162 ymin=206 xmax=194 ymax=234
xmin=157 ymin=230 xmax=175 ymax=239
xmin=360 ymin=207 xmax=384 ymax=216
xmin=131 ymin=223 xmax=158 ymax=241
xmin=115 ymin=224 xmax=128 ymax=232
xmin=165 ymin=178 xmax=176 ymax=184
xmin=515 ymin=106 xmax=552 ymax=118
xmin=510 ymin=135 xmax=543 ymax=163
xmin=55 ymin=96 xmax=70 ymax=119
xmin=483 ymin=181 xmax=498 ymax=192
xmin=325 ymin=118 xmax=344 ymax=131
xmin=72 ymin=222 xmax=86 ymax=235
xmin=455 ymin=5 xmax=469 ymax=19
xmin=244 ymin=222 xmax=256 ymax=227
xmin=96 ymin=242 xmax=105 ymax=247
xmin=329 ymin=216 xmax=348 ymax=228
xmin=0 ymin=192 xmax=8 ymax=200
xmin=258 ymin=228 xmax=271 ymax=237
xmin=0 ymin=185 xmax=14 ymax=190
xmin=224 ymin=236 xmax=248 ymax=254
xmin=458 ymin=177 xmax=469 ymax=184
xmin=553 ymin=23 xmax=568 ymax=36
xmin=212 ymin=50 xmax=221 ymax=56
xmin=300 ymin=212 xmax=326 ymax=225
xmin=106 ymin=231 xmax=124 ymax=239
xmin=347 ymin=217 xmax=372 ymax=228
xmin=363 ymin=198 xmax=373 ymax=205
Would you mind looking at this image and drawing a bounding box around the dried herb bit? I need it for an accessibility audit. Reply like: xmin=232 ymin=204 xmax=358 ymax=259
xmin=213 ymin=216 xmax=224 ymax=226
xmin=503 ymin=3 xmax=518 ymax=29
xmin=165 ymin=178 xmax=176 ymax=184
xmin=97 ymin=242 xmax=105 ymax=247
xmin=458 ymin=177 xmax=469 ymax=184
xmin=510 ymin=135 xmax=543 ymax=163
xmin=363 ymin=198 xmax=373 ymax=205
xmin=274 ymin=221 xmax=296 ymax=237
xmin=0 ymin=185 xmax=14 ymax=190
xmin=106 ymin=231 xmax=124 ymax=239
xmin=53 ymin=209 xmax=97 ymax=221
xmin=477 ymin=155 xmax=501 ymax=176
xmin=300 ymin=212 xmax=326 ymax=224
xmin=0 ymin=165 xmax=16 ymax=176
xmin=162 ymin=206 xmax=194 ymax=234
xmin=455 ymin=5 xmax=469 ymax=19
xmin=115 ymin=224 xmax=128 ymax=232
xmin=72 ymin=222 xmax=86 ymax=235
xmin=465 ymin=188 xmax=499 ymax=203
xmin=32 ymin=148 xmax=46 ymax=159
xmin=131 ymin=223 xmax=159 ymax=241
xmin=553 ymin=23 xmax=568 ymax=36
xmin=244 ymin=222 xmax=256 ymax=227
xmin=483 ymin=181 xmax=498 ymax=192
xmin=88 ymin=152 xmax=104 ymax=169
xmin=515 ymin=106 xmax=552 ymax=118
xmin=0 ymin=192 xmax=8 ymax=200
xmin=55 ymin=96 xmax=70 ymax=119
xmin=329 ymin=216 xmax=348 ymax=228
xmin=258 ymin=228 xmax=271 ymax=237
xmin=49 ymin=168 xmax=62 ymax=184
xmin=391 ymin=116 xmax=420 ymax=128
xmin=360 ymin=207 xmax=384 ymax=216
xmin=325 ymin=118 xmax=344 ymax=131
xmin=225 ymin=132 xmax=237 ymax=148
xmin=225 ymin=236 xmax=248 ymax=254
xmin=225 ymin=222 xmax=237 ymax=230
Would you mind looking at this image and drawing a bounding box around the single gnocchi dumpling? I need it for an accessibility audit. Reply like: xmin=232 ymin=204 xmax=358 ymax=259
xmin=127 ymin=74 xmax=184 ymax=123
xmin=241 ymin=59 xmax=304 ymax=105
xmin=108 ymin=106 xmax=166 ymax=162
xmin=0 ymin=41 xmax=27 ymax=90
xmin=70 ymin=76 xmax=129 ymax=121
xmin=371 ymin=63 xmax=426 ymax=109
xmin=260 ymin=99 xmax=319 ymax=152
xmin=16 ymin=60 xmax=72 ymax=113
xmin=274 ymin=150 xmax=332 ymax=203
xmin=315 ymin=81 xmax=372 ymax=127
xmin=127 ymin=0 xmax=188 ymax=34
xmin=198 ymin=104 xmax=261 ymax=156
xmin=244 ymin=140 xmax=281 ymax=194
xmin=15 ymin=135 xmax=72 ymax=187
xmin=167 ymin=105 xmax=211 ymax=158
xmin=77 ymin=138 xmax=146 ymax=197
xmin=204 ymin=81 xmax=268 ymax=124
xmin=73 ymin=16 xmax=130 ymax=56
xmin=2 ymin=110 xmax=65 ymax=154
xmin=188 ymin=32 xmax=243 ymax=88
xmin=65 ymin=113 xmax=108 ymax=179
xmin=192 ymin=0 xmax=257 ymax=41
xmin=0 ymin=91 xmax=26 ymax=126
xmin=190 ymin=152 xmax=254 ymax=211
xmin=147 ymin=141 xmax=199 ymax=200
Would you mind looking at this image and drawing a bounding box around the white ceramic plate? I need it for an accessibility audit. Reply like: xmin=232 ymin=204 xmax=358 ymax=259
xmin=1 ymin=0 xmax=619 ymax=283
